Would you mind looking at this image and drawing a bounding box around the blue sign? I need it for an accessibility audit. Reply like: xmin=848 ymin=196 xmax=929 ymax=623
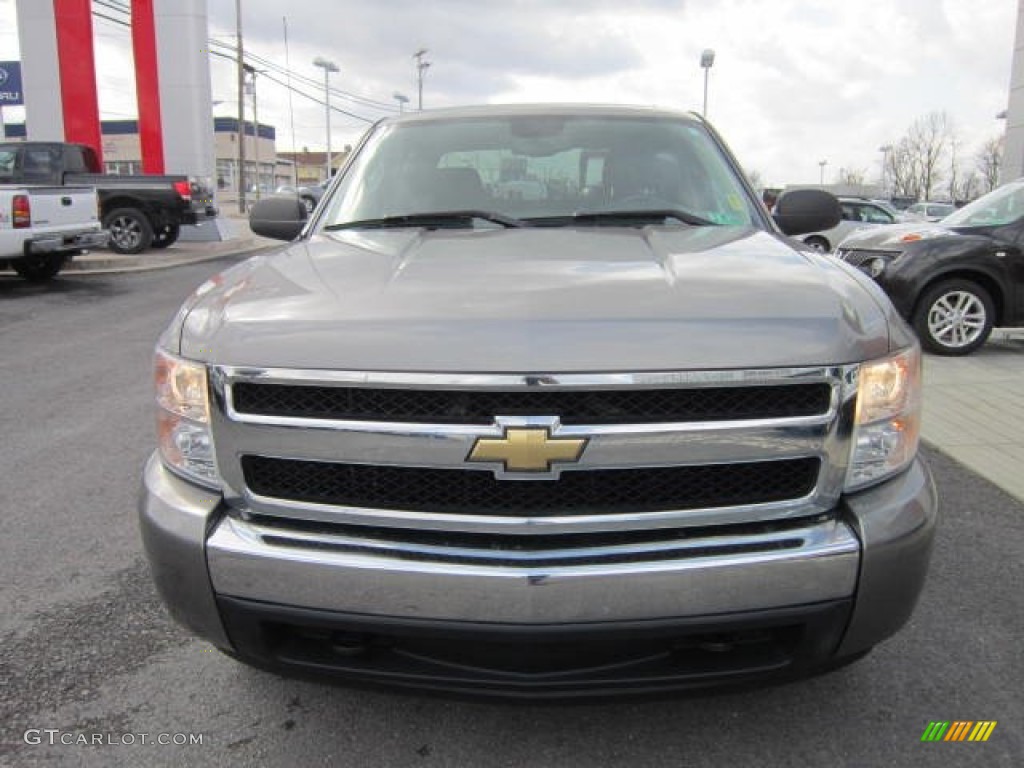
xmin=0 ymin=61 xmax=24 ymax=106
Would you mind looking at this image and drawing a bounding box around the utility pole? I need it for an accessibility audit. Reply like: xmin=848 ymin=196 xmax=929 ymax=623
xmin=283 ymin=16 xmax=298 ymax=187
xmin=235 ymin=0 xmax=246 ymax=213
xmin=244 ymin=65 xmax=261 ymax=200
xmin=414 ymin=49 xmax=431 ymax=111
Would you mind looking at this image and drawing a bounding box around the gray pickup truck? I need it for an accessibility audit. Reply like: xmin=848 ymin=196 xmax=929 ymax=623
xmin=141 ymin=104 xmax=937 ymax=697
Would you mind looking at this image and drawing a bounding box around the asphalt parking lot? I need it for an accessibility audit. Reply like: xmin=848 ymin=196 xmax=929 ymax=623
xmin=0 ymin=258 xmax=1021 ymax=767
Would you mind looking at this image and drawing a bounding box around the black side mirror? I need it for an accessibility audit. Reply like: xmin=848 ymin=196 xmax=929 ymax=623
xmin=772 ymin=189 xmax=841 ymax=236
xmin=249 ymin=197 xmax=308 ymax=241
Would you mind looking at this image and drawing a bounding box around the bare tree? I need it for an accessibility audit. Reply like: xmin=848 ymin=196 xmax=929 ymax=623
xmin=837 ymin=167 xmax=867 ymax=186
xmin=885 ymin=138 xmax=920 ymax=199
xmin=883 ymin=111 xmax=956 ymax=201
xmin=955 ymin=170 xmax=980 ymax=202
xmin=906 ymin=112 xmax=953 ymax=200
xmin=976 ymin=136 xmax=1003 ymax=192
xmin=947 ymin=135 xmax=962 ymax=202
xmin=745 ymin=168 xmax=765 ymax=190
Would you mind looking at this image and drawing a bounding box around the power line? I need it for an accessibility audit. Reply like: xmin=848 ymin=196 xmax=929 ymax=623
xmin=208 ymin=39 xmax=397 ymax=113
xmin=90 ymin=4 xmax=396 ymax=118
xmin=207 ymin=49 xmax=374 ymax=124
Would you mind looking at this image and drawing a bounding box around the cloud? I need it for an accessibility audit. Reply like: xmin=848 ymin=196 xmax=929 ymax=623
xmin=1 ymin=0 xmax=1015 ymax=187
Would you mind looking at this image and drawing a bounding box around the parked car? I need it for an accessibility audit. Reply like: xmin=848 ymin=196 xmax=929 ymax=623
xmin=0 ymin=184 xmax=107 ymax=280
xmin=836 ymin=179 xmax=1024 ymax=355
xmin=297 ymin=179 xmax=330 ymax=214
xmin=905 ymin=201 xmax=955 ymax=222
xmin=801 ymin=197 xmax=902 ymax=252
xmin=869 ymin=199 xmax=914 ymax=222
xmin=140 ymin=103 xmax=938 ymax=698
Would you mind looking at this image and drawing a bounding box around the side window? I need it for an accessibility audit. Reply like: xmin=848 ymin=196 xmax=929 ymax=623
xmin=862 ymin=205 xmax=894 ymax=224
xmin=22 ymin=147 xmax=60 ymax=182
xmin=0 ymin=149 xmax=17 ymax=180
xmin=64 ymin=147 xmax=89 ymax=174
xmin=840 ymin=203 xmax=859 ymax=221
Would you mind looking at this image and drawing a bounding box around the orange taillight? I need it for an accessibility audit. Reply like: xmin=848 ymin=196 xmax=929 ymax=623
xmin=12 ymin=194 xmax=31 ymax=229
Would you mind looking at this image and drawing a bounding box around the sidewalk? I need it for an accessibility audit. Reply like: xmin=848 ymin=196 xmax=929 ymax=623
xmin=921 ymin=333 xmax=1024 ymax=502
xmin=64 ymin=213 xmax=277 ymax=274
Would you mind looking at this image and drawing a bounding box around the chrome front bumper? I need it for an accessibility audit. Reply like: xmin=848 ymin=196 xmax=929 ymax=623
xmin=205 ymin=515 xmax=859 ymax=623
xmin=139 ymin=452 xmax=936 ymax=656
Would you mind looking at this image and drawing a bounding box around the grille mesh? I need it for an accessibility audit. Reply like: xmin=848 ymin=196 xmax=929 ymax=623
xmin=242 ymin=456 xmax=820 ymax=516
xmin=231 ymin=382 xmax=832 ymax=424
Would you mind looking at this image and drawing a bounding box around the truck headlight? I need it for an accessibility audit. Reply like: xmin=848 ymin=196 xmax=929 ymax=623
xmin=845 ymin=345 xmax=922 ymax=492
xmin=155 ymin=349 xmax=220 ymax=488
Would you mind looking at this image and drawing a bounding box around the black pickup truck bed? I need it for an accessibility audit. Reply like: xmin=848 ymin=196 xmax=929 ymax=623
xmin=0 ymin=141 xmax=216 ymax=254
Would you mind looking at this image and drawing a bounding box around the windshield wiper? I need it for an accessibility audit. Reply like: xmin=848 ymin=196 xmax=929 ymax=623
xmin=528 ymin=209 xmax=718 ymax=227
xmin=325 ymin=210 xmax=527 ymax=230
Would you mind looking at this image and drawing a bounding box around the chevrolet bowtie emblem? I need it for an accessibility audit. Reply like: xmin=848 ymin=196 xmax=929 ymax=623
xmin=467 ymin=427 xmax=588 ymax=474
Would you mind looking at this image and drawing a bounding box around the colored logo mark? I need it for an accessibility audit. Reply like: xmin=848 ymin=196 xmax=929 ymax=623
xmin=921 ymin=721 xmax=997 ymax=742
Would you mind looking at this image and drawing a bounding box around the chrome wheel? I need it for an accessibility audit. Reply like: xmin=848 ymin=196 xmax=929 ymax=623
xmin=110 ymin=215 xmax=144 ymax=250
xmin=102 ymin=208 xmax=153 ymax=254
xmin=927 ymin=291 xmax=987 ymax=348
xmin=804 ymin=237 xmax=829 ymax=253
xmin=913 ymin=279 xmax=995 ymax=356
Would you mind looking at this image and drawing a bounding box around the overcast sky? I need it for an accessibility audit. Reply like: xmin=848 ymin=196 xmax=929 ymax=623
xmin=0 ymin=0 xmax=1018 ymax=186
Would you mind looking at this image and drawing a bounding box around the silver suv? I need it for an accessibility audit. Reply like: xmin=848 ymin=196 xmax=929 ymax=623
xmin=801 ymin=197 xmax=902 ymax=252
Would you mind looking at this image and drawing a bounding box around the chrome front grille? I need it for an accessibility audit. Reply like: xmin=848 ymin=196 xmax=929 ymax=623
xmin=241 ymin=455 xmax=821 ymax=516
xmin=209 ymin=367 xmax=856 ymax=547
xmin=231 ymin=381 xmax=833 ymax=424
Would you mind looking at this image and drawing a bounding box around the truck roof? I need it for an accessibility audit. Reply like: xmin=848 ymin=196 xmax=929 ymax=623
xmin=382 ymin=103 xmax=703 ymax=125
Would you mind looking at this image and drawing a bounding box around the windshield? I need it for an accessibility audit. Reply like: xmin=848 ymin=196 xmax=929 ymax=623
xmin=942 ymin=181 xmax=1024 ymax=227
xmin=320 ymin=113 xmax=759 ymax=229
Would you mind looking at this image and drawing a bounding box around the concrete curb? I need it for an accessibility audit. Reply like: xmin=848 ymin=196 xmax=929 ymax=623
xmin=1 ymin=237 xmax=276 ymax=278
xmin=64 ymin=237 xmax=267 ymax=274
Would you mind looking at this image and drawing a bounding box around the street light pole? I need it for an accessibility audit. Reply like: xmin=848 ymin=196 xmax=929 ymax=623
xmin=313 ymin=56 xmax=339 ymax=179
xmin=414 ymin=49 xmax=431 ymax=110
xmin=819 ymin=159 xmax=828 ymax=185
xmin=700 ymin=48 xmax=715 ymax=117
xmin=878 ymin=144 xmax=892 ymax=197
xmin=393 ymin=92 xmax=409 ymax=113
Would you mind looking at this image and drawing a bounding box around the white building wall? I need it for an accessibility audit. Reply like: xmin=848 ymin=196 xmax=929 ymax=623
xmin=153 ymin=0 xmax=216 ymax=185
xmin=14 ymin=0 xmax=64 ymax=141
xmin=1001 ymin=0 xmax=1024 ymax=183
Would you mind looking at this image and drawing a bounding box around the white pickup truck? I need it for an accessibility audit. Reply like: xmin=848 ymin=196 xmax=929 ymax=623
xmin=0 ymin=185 xmax=107 ymax=281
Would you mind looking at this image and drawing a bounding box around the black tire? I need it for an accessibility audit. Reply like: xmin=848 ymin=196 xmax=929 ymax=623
xmin=151 ymin=223 xmax=181 ymax=249
xmin=300 ymin=195 xmax=317 ymax=215
xmin=912 ymin=279 xmax=995 ymax=356
xmin=803 ymin=236 xmax=830 ymax=253
xmin=12 ymin=253 xmax=67 ymax=282
xmin=103 ymin=207 xmax=154 ymax=254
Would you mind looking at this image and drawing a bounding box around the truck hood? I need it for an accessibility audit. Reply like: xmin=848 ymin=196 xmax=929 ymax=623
xmin=179 ymin=226 xmax=892 ymax=371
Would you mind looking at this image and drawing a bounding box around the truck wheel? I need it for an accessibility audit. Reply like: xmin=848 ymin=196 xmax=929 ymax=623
xmin=13 ymin=253 xmax=67 ymax=282
xmin=104 ymin=208 xmax=154 ymax=254
xmin=803 ymin=236 xmax=830 ymax=253
xmin=912 ymin=279 xmax=995 ymax=356
xmin=151 ymin=223 xmax=181 ymax=249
